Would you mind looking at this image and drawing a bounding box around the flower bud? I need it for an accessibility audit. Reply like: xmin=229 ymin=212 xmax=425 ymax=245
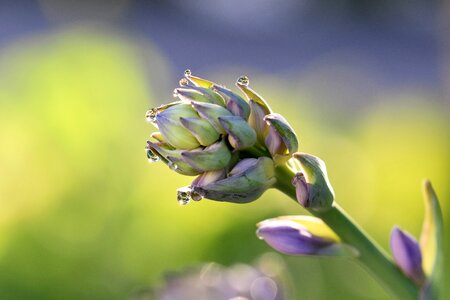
xmin=420 ymin=180 xmax=443 ymax=276
xmin=175 ymin=86 xmax=224 ymax=106
xmin=236 ymin=79 xmax=272 ymax=143
xmin=218 ymin=116 xmax=257 ymax=150
xmin=292 ymin=153 xmax=334 ymax=210
xmin=292 ymin=173 xmax=309 ymax=207
xmin=184 ymin=69 xmax=215 ymax=88
xmin=264 ymin=113 xmax=298 ymax=164
xmin=390 ymin=226 xmax=425 ymax=286
xmin=191 ymin=102 xmax=233 ymax=134
xmin=192 ymin=157 xmax=276 ymax=203
xmin=419 ymin=180 xmax=443 ymax=298
xmin=179 ymin=117 xmax=219 ymax=146
xmin=256 ymin=216 xmax=350 ymax=256
xmin=181 ymin=139 xmax=232 ymax=171
xmin=146 ymin=141 xmax=202 ymax=176
xmin=155 ymin=103 xmax=200 ymax=149
xmin=213 ymin=85 xmax=250 ymax=120
xmin=191 ymin=169 xmax=227 ymax=187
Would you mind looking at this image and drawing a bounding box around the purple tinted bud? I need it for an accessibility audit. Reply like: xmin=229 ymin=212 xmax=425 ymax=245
xmin=265 ymin=126 xmax=284 ymax=157
xmin=192 ymin=157 xmax=276 ymax=203
xmin=213 ymin=85 xmax=251 ymax=120
xmin=236 ymin=80 xmax=272 ymax=144
xmin=256 ymin=217 xmax=341 ymax=256
xmin=228 ymin=158 xmax=258 ymax=176
xmin=264 ymin=113 xmax=298 ymax=164
xmin=191 ymin=169 xmax=227 ymax=188
xmin=218 ymin=116 xmax=257 ymax=150
xmin=390 ymin=226 xmax=425 ymax=286
xmin=292 ymin=172 xmax=309 ymax=207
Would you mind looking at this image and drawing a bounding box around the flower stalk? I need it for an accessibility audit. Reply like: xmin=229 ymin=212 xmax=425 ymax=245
xmin=146 ymin=71 xmax=443 ymax=299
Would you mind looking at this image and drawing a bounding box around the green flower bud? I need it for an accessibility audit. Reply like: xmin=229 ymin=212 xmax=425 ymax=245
xmin=146 ymin=71 xmax=306 ymax=206
xmin=264 ymin=113 xmax=298 ymax=165
xmin=191 ymin=101 xmax=233 ymax=134
xmin=184 ymin=69 xmax=215 ymax=88
xmin=218 ymin=116 xmax=257 ymax=150
xmin=236 ymin=77 xmax=272 ymax=143
xmin=192 ymin=157 xmax=276 ymax=203
xmin=155 ymin=103 xmax=200 ymax=149
xmin=179 ymin=117 xmax=220 ymax=146
xmin=191 ymin=169 xmax=227 ymax=187
xmin=181 ymin=139 xmax=232 ymax=171
xmin=213 ymin=85 xmax=251 ymax=120
xmin=292 ymin=153 xmax=335 ymax=210
xmin=146 ymin=141 xmax=202 ymax=176
xmin=175 ymin=86 xmax=224 ymax=106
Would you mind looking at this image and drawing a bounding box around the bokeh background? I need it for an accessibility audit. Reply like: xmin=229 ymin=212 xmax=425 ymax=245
xmin=0 ymin=1 xmax=449 ymax=299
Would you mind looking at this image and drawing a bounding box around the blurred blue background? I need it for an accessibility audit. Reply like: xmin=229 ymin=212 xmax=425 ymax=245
xmin=0 ymin=1 xmax=448 ymax=299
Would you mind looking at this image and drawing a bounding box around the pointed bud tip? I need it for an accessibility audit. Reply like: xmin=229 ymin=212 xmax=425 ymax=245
xmin=390 ymin=226 xmax=425 ymax=286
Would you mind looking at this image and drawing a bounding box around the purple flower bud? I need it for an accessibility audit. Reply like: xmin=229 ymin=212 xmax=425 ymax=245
xmin=192 ymin=157 xmax=276 ymax=203
xmin=191 ymin=169 xmax=227 ymax=188
xmin=184 ymin=69 xmax=216 ymax=88
xmin=146 ymin=141 xmax=202 ymax=176
xmin=264 ymin=113 xmax=298 ymax=164
xmin=175 ymin=86 xmax=225 ymax=106
xmin=292 ymin=153 xmax=334 ymax=210
xmin=213 ymin=85 xmax=251 ymax=120
xmin=256 ymin=216 xmax=342 ymax=256
xmin=181 ymin=139 xmax=232 ymax=171
xmin=292 ymin=172 xmax=309 ymax=207
xmin=228 ymin=158 xmax=258 ymax=176
xmin=390 ymin=226 xmax=425 ymax=286
xmin=191 ymin=101 xmax=233 ymax=134
xmin=179 ymin=117 xmax=219 ymax=146
xmin=218 ymin=116 xmax=257 ymax=150
xmin=236 ymin=79 xmax=272 ymax=143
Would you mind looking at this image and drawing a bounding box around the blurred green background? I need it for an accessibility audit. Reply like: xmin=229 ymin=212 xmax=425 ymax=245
xmin=0 ymin=1 xmax=449 ymax=299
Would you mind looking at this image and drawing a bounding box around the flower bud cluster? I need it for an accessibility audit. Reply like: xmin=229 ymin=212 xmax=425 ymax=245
xmin=145 ymin=71 xmax=298 ymax=204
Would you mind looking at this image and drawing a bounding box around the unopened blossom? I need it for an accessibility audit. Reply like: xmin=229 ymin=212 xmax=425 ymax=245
xmin=145 ymin=71 xmax=298 ymax=205
xmin=390 ymin=226 xmax=425 ymax=286
xmin=256 ymin=216 xmax=346 ymax=256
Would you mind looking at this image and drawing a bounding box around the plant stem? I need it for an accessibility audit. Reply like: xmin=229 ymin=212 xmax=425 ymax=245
xmin=275 ymin=165 xmax=419 ymax=300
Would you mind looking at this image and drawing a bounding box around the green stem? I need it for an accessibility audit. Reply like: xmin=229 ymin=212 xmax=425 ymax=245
xmin=275 ymin=165 xmax=419 ymax=300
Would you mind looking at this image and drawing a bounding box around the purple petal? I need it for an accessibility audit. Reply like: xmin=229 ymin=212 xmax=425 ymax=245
xmin=390 ymin=226 xmax=425 ymax=285
xmin=257 ymin=221 xmax=333 ymax=256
